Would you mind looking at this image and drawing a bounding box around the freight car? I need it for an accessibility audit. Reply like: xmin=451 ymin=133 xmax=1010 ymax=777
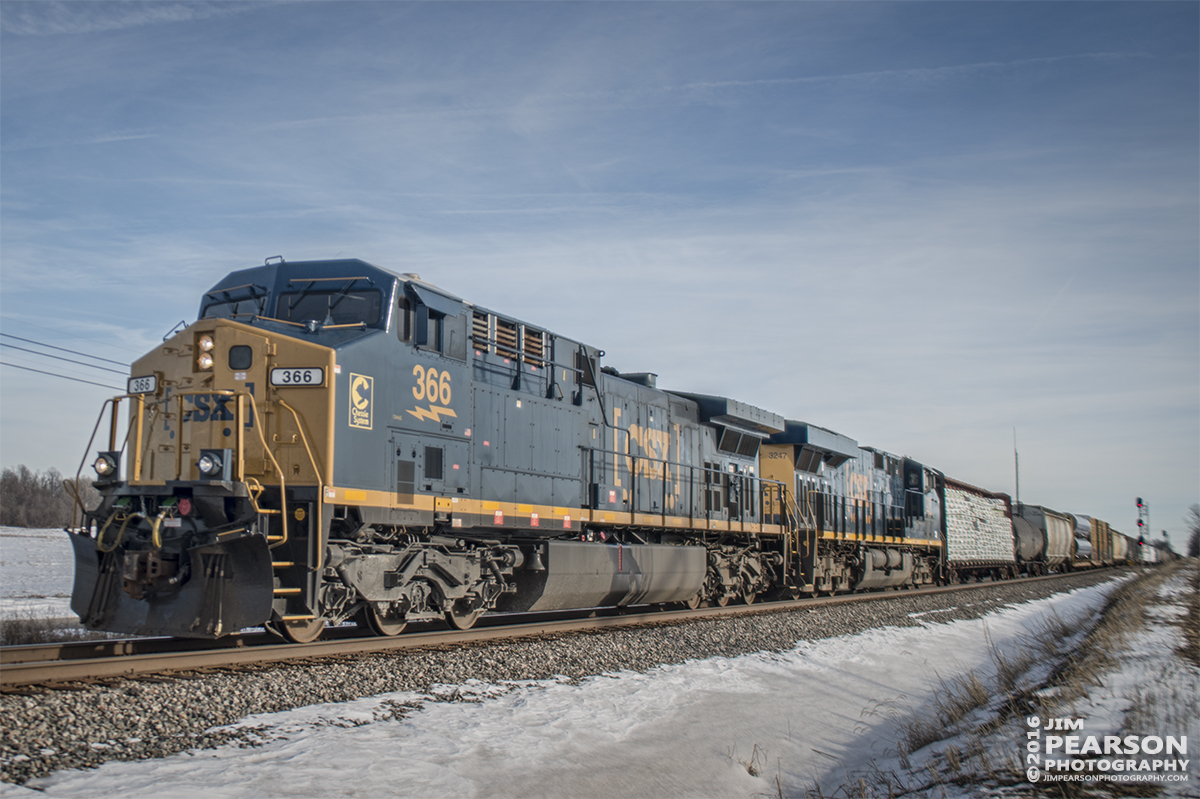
xmin=941 ymin=478 xmax=1017 ymax=583
xmin=1012 ymin=505 xmax=1074 ymax=576
xmin=1111 ymin=530 xmax=1130 ymax=565
xmin=1067 ymin=514 xmax=1127 ymax=570
xmin=1136 ymin=540 xmax=1161 ymax=565
xmin=65 ymin=257 xmax=1130 ymax=643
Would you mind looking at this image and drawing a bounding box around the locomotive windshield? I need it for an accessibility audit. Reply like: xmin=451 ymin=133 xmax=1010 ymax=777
xmin=199 ymin=274 xmax=384 ymax=328
xmin=273 ymin=289 xmax=382 ymax=326
xmin=202 ymin=297 xmax=266 ymax=319
xmin=200 ymin=283 xmax=269 ymax=320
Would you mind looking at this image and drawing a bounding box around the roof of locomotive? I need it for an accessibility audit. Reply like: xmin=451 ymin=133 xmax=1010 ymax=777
xmin=200 ymin=258 xmax=463 ymax=311
xmin=202 ymin=259 xmax=789 ymax=441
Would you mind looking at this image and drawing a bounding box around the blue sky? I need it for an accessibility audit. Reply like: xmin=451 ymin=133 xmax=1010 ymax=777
xmin=2 ymin=1 xmax=1197 ymax=540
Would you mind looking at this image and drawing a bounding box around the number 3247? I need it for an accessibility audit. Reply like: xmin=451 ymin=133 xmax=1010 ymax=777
xmin=412 ymin=365 xmax=451 ymax=405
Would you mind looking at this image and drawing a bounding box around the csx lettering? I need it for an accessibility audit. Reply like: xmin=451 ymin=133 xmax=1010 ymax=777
xmin=846 ymin=472 xmax=871 ymax=501
xmin=626 ymin=424 xmax=671 ymax=477
xmin=412 ymin=365 xmax=452 ymax=405
xmin=183 ymin=394 xmax=234 ymax=422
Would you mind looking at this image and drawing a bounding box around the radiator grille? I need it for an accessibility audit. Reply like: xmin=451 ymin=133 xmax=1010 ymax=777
xmin=523 ymin=328 xmax=544 ymax=364
xmin=471 ymin=311 xmax=490 ymax=351
xmin=495 ymin=319 xmax=518 ymax=358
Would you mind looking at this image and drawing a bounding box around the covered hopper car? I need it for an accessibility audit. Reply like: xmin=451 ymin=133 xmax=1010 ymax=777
xmin=1013 ymin=505 xmax=1074 ymax=576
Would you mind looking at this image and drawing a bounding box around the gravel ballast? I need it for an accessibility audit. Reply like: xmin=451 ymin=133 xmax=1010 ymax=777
xmin=0 ymin=569 xmax=1125 ymax=784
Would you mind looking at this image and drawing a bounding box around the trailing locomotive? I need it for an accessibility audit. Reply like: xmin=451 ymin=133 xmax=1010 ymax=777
xmin=66 ymin=258 xmax=1147 ymax=643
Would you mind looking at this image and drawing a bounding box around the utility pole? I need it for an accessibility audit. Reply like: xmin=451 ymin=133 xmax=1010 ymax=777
xmin=1013 ymin=428 xmax=1020 ymax=514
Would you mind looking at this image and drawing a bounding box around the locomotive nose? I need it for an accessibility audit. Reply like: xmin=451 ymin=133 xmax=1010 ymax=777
xmin=67 ymin=526 xmax=274 ymax=638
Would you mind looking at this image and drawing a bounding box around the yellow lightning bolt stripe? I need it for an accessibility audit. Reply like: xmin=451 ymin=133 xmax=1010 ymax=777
xmin=406 ymin=405 xmax=459 ymax=423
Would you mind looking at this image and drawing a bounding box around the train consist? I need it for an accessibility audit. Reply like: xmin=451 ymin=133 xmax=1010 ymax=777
xmin=67 ymin=259 xmax=1161 ymax=642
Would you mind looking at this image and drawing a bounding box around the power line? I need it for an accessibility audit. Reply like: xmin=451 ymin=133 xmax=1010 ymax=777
xmin=0 ymin=361 xmax=123 ymax=391
xmin=0 ymin=342 xmax=128 ymax=375
xmin=0 ymin=315 xmax=147 ymax=355
xmin=1 ymin=348 xmax=129 ymax=388
xmin=0 ymin=333 xmax=129 ymax=367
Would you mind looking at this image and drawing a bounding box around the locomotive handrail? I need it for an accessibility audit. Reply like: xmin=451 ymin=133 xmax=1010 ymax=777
xmin=577 ymin=344 xmax=609 ymax=427
xmin=469 ymin=332 xmax=554 ymax=370
xmin=274 ymin=399 xmax=325 ymax=485
xmin=580 ymin=444 xmax=786 ymax=530
xmin=275 ymin=398 xmax=325 ymax=571
xmin=71 ymin=398 xmax=118 ymax=527
xmin=163 ymin=389 xmax=245 ymax=481
xmin=71 ymin=395 xmax=144 ymax=527
xmin=286 ymin=276 xmax=375 ymax=284
xmin=98 ymin=388 xmax=293 ymax=551
xmin=242 ymin=396 xmax=290 ymax=551
xmin=203 ymin=282 xmax=268 ymax=299
xmin=61 ymin=478 xmax=88 ymax=529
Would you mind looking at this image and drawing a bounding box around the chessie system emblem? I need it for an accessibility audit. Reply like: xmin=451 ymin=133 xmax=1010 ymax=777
xmin=349 ymin=373 xmax=373 ymax=429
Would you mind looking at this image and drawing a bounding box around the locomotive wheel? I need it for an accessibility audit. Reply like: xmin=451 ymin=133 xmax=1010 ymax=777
xmin=359 ymin=606 xmax=407 ymax=637
xmin=445 ymin=601 xmax=482 ymax=630
xmin=714 ymin=594 xmax=731 ymax=607
xmin=741 ymin=590 xmax=757 ymax=605
xmin=685 ymin=593 xmax=703 ymax=610
xmin=279 ymin=617 xmax=325 ymax=644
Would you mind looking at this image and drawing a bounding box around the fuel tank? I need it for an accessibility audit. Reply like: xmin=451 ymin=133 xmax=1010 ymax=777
xmin=498 ymin=541 xmax=706 ymax=612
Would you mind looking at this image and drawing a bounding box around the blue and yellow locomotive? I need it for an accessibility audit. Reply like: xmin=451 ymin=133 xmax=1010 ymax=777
xmin=68 ymin=257 xmax=990 ymax=642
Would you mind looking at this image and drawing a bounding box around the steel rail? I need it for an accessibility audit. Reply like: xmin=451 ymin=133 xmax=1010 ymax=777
xmin=0 ymin=570 xmax=1113 ymax=688
xmin=0 ymin=605 xmax=646 ymax=667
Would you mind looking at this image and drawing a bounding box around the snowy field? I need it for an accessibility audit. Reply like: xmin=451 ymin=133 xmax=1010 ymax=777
xmin=7 ymin=573 xmax=1190 ymax=799
xmin=0 ymin=527 xmax=74 ymax=620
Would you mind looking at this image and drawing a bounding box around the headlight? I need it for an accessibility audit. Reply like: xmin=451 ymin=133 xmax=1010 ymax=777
xmin=93 ymin=452 xmax=118 ymax=478
xmin=198 ymin=334 xmax=215 ymax=352
xmin=197 ymin=452 xmax=223 ymax=477
xmin=197 ymin=352 xmax=214 ymax=370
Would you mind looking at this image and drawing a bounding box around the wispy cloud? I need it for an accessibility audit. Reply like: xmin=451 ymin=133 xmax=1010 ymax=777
xmin=183 ymin=50 xmax=1157 ymax=145
xmin=83 ymin=132 xmax=159 ymax=145
xmin=678 ymin=51 xmax=1151 ymax=93
xmin=0 ymin=1 xmax=261 ymax=36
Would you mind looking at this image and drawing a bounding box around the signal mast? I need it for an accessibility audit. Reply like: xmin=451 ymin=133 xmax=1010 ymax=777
xmin=1136 ymin=497 xmax=1149 ymax=545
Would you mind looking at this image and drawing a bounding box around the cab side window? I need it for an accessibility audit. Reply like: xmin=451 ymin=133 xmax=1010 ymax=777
xmin=413 ymin=304 xmax=467 ymax=361
xmin=444 ymin=313 xmax=467 ymax=360
xmin=396 ymin=296 xmax=411 ymax=342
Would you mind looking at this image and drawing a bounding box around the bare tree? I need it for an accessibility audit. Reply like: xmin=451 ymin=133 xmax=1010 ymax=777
xmin=1187 ymin=504 xmax=1200 ymax=559
xmin=0 ymin=465 xmax=99 ymax=528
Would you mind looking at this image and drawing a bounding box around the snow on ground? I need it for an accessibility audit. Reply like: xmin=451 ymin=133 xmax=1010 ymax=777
xmin=1039 ymin=568 xmax=1199 ymax=796
xmin=0 ymin=527 xmax=74 ymax=620
xmin=848 ymin=564 xmax=1199 ymax=799
xmin=0 ymin=578 xmax=1134 ymax=799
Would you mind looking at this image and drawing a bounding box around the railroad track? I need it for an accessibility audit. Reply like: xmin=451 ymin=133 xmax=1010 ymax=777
xmin=0 ymin=570 xmax=1110 ymax=689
